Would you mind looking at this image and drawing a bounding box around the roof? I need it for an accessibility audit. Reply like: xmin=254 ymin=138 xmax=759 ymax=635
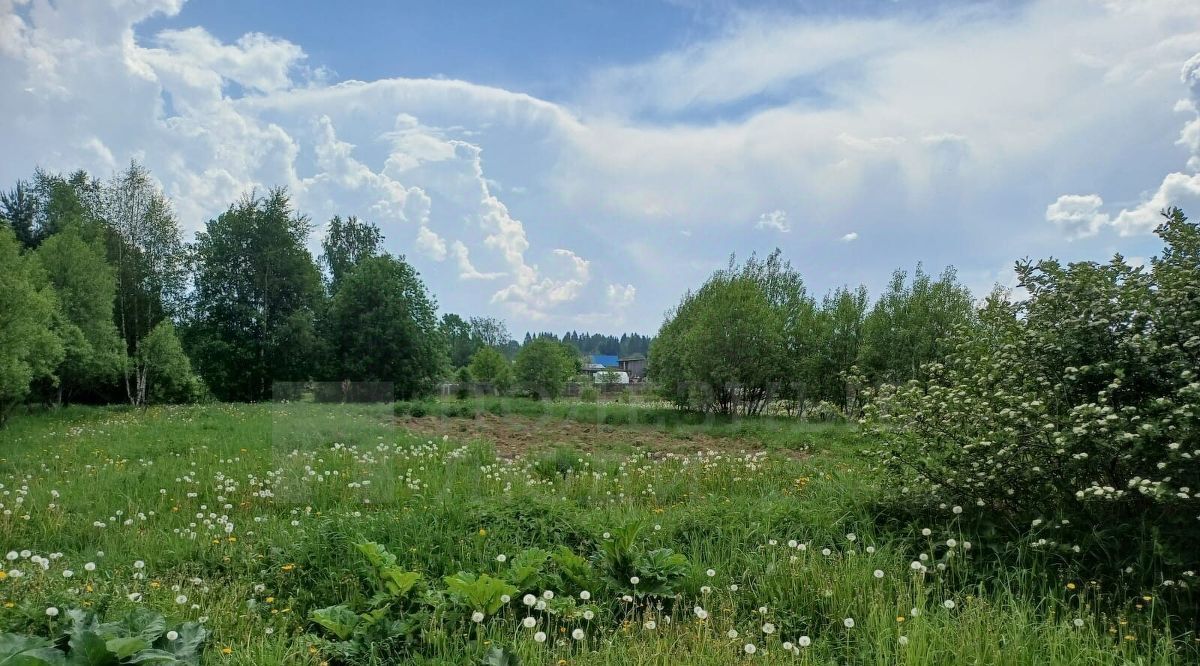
xmin=589 ymin=354 xmax=619 ymax=367
xmin=619 ymin=353 xmax=647 ymax=361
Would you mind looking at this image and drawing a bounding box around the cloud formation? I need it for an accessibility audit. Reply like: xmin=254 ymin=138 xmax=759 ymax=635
xmin=3 ymin=0 xmax=1200 ymax=332
xmin=756 ymin=210 xmax=790 ymax=233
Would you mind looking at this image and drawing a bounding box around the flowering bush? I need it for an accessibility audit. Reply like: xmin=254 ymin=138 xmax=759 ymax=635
xmin=866 ymin=209 xmax=1200 ymax=584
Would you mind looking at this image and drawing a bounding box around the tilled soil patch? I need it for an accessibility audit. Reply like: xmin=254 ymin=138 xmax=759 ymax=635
xmin=397 ymin=412 xmax=749 ymax=458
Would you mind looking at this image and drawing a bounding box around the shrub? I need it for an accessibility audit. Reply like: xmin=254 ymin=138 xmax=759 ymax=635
xmin=579 ymin=386 xmax=599 ymax=403
xmin=514 ymin=339 xmax=575 ymax=400
xmin=140 ymin=321 xmax=206 ymax=404
xmin=468 ymin=346 xmax=512 ymax=396
xmin=865 ymin=208 xmax=1200 ymax=586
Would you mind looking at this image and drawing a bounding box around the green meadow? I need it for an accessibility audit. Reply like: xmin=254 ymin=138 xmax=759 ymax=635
xmin=0 ymin=400 xmax=1191 ymax=664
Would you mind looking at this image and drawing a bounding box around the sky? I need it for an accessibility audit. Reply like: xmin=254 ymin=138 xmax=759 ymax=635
xmin=3 ymin=0 xmax=1200 ymax=336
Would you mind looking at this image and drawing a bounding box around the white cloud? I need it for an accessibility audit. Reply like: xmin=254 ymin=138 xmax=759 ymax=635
xmin=153 ymin=28 xmax=305 ymax=93
xmin=415 ymin=226 xmax=447 ymax=261
xmin=1047 ymin=51 xmax=1200 ymax=238
xmin=606 ymin=283 xmax=636 ymax=308
xmin=841 ymin=232 xmax=858 ymax=242
xmin=755 ymin=209 xmax=789 ymax=233
xmin=1045 ymin=194 xmax=1109 ymax=239
xmin=451 ymin=241 xmax=504 ymax=280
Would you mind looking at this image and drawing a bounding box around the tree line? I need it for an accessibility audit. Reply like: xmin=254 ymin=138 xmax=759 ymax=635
xmin=522 ymin=331 xmax=652 ymax=358
xmin=0 ymin=162 xmax=636 ymax=423
xmin=649 ymin=250 xmax=976 ymax=417
xmin=2 ymin=160 xmax=976 ymax=423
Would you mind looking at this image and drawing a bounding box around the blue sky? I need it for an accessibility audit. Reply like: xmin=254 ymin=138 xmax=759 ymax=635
xmin=4 ymin=0 xmax=1200 ymax=336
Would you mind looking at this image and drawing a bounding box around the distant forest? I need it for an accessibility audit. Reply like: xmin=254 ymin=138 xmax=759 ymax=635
xmin=522 ymin=331 xmax=652 ymax=358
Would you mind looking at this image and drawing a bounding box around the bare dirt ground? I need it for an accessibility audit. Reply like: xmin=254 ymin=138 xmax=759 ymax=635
xmin=397 ymin=412 xmax=739 ymax=458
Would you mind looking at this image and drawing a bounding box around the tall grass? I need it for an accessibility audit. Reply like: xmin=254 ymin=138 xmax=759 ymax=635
xmin=0 ymin=402 xmax=1192 ymax=664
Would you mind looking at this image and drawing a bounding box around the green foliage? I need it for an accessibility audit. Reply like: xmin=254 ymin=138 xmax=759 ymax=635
xmin=102 ymin=162 xmax=187 ymax=406
xmin=187 ymin=188 xmax=324 ymax=401
xmin=443 ymin=573 xmax=519 ymax=615
xmin=860 ymin=264 xmax=976 ymax=385
xmin=35 ymin=225 xmax=125 ymax=402
xmin=309 ymin=605 xmax=361 ymax=641
xmin=138 ymin=321 xmax=204 ymax=404
xmin=805 ymin=285 xmax=869 ymax=413
xmin=650 ymin=251 xmax=797 ymax=415
xmin=481 ymin=646 xmax=521 ymax=666
xmin=0 ymin=633 xmax=63 ymax=665
xmin=514 ymin=338 xmax=576 ymax=400
xmin=595 ymin=522 xmax=690 ymax=600
xmin=468 ymin=346 xmax=512 ymax=395
xmin=1 ymin=402 xmax=1194 ymax=664
xmin=306 ymin=542 xmax=428 ymax=661
xmin=320 ymin=215 xmax=382 ymax=294
xmin=441 ymin=313 xmax=478 ymax=369
xmin=0 ymin=226 xmax=63 ymax=425
xmin=325 ymin=255 xmax=446 ymax=400
xmin=0 ymin=608 xmax=206 ymax=665
xmin=579 ymin=386 xmax=599 ymax=403
xmin=443 ymin=315 xmax=513 ymax=368
xmin=0 ymin=179 xmax=40 ymax=249
xmin=867 ymin=208 xmax=1200 ymax=585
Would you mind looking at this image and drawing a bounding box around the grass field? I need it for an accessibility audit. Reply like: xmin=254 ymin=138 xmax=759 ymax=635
xmin=0 ymin=400 xmax=1192 ymax=664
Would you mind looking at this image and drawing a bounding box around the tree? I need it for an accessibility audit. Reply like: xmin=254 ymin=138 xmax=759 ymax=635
xmin=860 ymin=264 xmax=976 ymax=385
xmin=441 ymin=313 xmax=479 ymax=368
xmin=188 ymin=189 xmax=324 ymax=402
xmin=810 ymin=285 xmax=869 ymax=411
xmin=0 ymin=227 xmax=63 ymax=424
xmin=469 ymin=346 xmax=512 ymax=395
xmin=514 ymin=338 xmax=576 ymax=400
xmin=320 ymin=215 xmax=382 ymax=293
xmin=0 ymin=180 xmax=37 ymax=249
xmin=35 ymin=225 xmax=125 ymax=403
xmin=103 ymin=162 xmax=187 ymax=405
xmin=650 ymin=252 xmax=801 ymax=415
xmin=34 ymin=168 xmax=104 ymax=244
xmin=469 ymin=316 xmax=511 ymax=349
xmin=139 ymin=321 xmax=204 ymax=404
xmin=326 ymin=255 xmax=445 ymax=400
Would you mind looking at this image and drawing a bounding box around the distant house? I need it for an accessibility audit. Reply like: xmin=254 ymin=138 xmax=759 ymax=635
xmin=618 ymin=353 xmax=647 ymax=381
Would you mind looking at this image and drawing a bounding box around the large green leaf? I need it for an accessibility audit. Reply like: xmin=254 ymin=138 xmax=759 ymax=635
xmin=505 ymin=548 xmax=549 ymax=590
xmin=378 ymin=566 xmax=422 ymax=598
xmin=123 ymin=649 xmax=180 ymax=664
xmin=160 ymin=623 xmax=206 ymax=664
xmin=481 ymin=646 xmax=521 ymax=666
xmin=354 ymin=541 xmax=397 ymax=569
xmin=310 ymin=606 xmax=360 ymax=641
xmin=0 ymin=633 xmax=65 ymax=666
xmin=102 ymin=638 xmax=148 ymax=660
xmin=443 ymin=573 xmax=518 ymax=616
xmin=64 ymin=630 xmax=115 ymax=666
xmin=117 ymin=609 xmax=166 ymax=644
